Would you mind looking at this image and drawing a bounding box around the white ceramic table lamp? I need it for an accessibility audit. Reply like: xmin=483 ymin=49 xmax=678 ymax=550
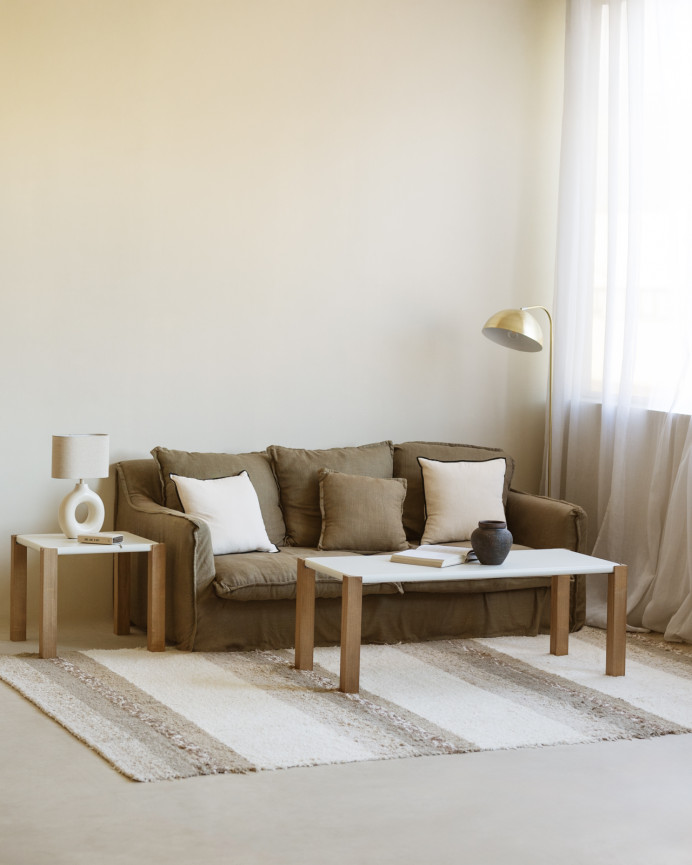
xmin=51 ymin=434 xmax=110 ymax=538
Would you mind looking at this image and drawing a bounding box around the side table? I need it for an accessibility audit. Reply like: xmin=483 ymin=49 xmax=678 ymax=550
xmin=10 ymin=532 xmax=165 ymax=658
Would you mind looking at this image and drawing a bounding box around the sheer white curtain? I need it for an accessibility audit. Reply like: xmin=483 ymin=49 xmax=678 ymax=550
xmin=552 ymin=0 xmax=692 ymax=640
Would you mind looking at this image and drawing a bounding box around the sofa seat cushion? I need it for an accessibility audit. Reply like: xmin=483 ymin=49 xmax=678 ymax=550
xmin=151 ymin=446 xmax=286 ymax=547
xmin=394 ymin=441 xmax=515 ymax=541
xmin=212 ymin=547 xmax=403 ymax=602
xmin=267 ymin=441 xmax=395 ymax=547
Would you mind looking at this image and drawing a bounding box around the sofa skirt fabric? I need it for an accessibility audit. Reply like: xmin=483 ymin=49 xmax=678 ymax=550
xmin=133 ymin=580 xmax=555 ymax=653
xmin=127 ymin=554 xmax=585 ymax=654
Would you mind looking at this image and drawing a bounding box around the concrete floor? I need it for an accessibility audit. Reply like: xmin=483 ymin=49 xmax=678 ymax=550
xmin=2 ymin=621 xmax=692 ymax=865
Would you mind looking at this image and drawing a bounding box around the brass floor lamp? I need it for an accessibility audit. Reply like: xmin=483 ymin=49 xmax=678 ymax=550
xmin=482 ymin=306 xmax=554 ymax=498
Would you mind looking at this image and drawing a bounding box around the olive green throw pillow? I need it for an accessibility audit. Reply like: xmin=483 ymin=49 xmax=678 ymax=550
xmin=317 ymin=470 xmax=408 ymax=553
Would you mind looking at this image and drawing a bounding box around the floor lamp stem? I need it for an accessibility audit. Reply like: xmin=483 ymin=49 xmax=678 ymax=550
xmin=522 ymin=306 xmax=553 ymax=498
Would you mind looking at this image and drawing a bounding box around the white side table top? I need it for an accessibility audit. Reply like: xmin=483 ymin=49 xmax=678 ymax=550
xmin=305 ymin=548 xmax=621 ymax=584
xmin=15 ymin=532 xmax=158 ymax=555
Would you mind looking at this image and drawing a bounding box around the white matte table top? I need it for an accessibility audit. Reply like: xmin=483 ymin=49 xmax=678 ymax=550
xmin=15 ymin=532 xmax=159 ymax=555
xmin=305 ymin=548 xmax=621 ymax=584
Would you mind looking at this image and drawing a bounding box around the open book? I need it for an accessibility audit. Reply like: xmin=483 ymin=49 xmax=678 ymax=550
xmin=390 ymin=545 xmax=476 ymax=568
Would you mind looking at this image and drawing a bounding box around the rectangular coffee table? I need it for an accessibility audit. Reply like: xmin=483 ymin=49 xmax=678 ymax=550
xmin=295 ymin=549 xmax=626 ymax=693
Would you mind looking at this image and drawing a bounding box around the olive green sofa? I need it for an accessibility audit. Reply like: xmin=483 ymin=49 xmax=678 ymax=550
xmin=114 ymin=440 xmax=588 ymax=652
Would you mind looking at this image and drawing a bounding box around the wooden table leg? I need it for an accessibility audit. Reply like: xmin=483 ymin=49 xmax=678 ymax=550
xmin=113 ymin=552 xmax=131 ymax=636
xmin=10 ymin=536 xmax=27 ymax=642
xmin=550 ymin=573 xmax=571 ymax=656
xmin=606 ymin=564 xmax=627 ymax=676
xmin=340 ymin=575 xmax=363 ymax=694
xmin=147 ymin=544 xmax=166 ymax=652
xmin=39 ymin=548 xmax=58 ymax=659
xmin=295 ymin=559 xmax=315 ymax=671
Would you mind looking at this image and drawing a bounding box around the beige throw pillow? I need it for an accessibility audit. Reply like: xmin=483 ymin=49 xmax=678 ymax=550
xmin=419 ymin=457 xmax=507 ymax=544
xmin=171 ymin=471 xmax=278 ymax=556
xmin=317 ymin=469 xmax=408 ymax=553
xmin=151 ymin=446 xmax=286 ymax=547
xmin=393 ymin=441 xmax=515 ymax=540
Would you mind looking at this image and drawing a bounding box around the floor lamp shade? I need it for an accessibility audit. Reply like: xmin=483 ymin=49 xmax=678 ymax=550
xmin=481 ymin=308 xmax=543 ymax=352
xmin=51 ymin=434 xmax=110 ymax=538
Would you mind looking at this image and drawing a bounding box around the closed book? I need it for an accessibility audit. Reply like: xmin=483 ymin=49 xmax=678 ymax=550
xmin=390 ymin=547 xmax=469 ymax=568
xmin=77 ymin=533 xmax=125 ymax=545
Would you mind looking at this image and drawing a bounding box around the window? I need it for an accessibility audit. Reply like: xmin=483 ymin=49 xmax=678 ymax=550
xmin=588 ymin=1 xmax=692 ymax=411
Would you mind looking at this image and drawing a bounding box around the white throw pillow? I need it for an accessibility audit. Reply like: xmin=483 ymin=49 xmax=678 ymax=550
xmin=418 ymin=457 xmax=507 ymax=544
xmin=170 ymin=471 xmax=278 ymax=556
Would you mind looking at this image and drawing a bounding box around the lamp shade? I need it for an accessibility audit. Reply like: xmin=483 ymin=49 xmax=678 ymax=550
xmin=482 ymin=308 xmax=543 ymax=353
xmin=51 ymin=434 xmax=110 ymax=480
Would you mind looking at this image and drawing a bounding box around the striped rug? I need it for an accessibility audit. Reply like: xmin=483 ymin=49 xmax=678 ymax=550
xmin=1 ymin=628 xmax=691 ymax=782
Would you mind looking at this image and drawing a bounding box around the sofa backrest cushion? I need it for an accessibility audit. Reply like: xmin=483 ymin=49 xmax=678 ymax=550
xmin=151 ymin=446 xmax=286 ymax=548
xmin=267 ymin=441 xmax=394 ymax=547
xmin=393 ymin=441 xmax=515 ymax=541
xmin=115 ymin=459 xmax=164 ymax=504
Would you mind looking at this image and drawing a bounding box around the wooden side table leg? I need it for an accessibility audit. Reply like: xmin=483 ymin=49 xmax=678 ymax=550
xmin=340 ymin=575 xmax=363 ymax=694
xmin=606 ymin=564 xmax=627 ymax=676
xmin=147 ymin=544 xmax=166 ymax=652
xmin=550 ymin=573 xmax=571 ymax=656
xmin=10 ymin=536 xmax=27 ymax=642
xmin=113 ymin=552 xmax=131 ymax=636
xmin=39 ymin=548 xmax=58 ymax=659
xmin=295 ymin=559 xmax=315 ymax=671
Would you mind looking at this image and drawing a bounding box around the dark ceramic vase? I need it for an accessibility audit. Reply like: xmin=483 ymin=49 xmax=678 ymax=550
xmin=470 ymin=520 xmax=512 ymax=565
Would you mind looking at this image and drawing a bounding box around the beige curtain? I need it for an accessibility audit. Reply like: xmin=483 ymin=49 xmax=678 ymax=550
xmin=552 ymin=0 xmax=692 ymax=640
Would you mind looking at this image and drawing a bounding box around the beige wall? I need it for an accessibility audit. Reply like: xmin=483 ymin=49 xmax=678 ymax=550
xmin=0 ymin=0 xmax=565 ymax=626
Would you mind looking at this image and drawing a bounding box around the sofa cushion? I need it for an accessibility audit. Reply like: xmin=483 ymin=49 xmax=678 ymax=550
xmin=212 ymin=547 xmax=402 ymax=601
xmin=418 ymin=457 xmax=507 ymax=544
xmin=171 ymin=471 xmax=278 ymax=556
xmin=393 ymin=441 xmax=515 ymax=541
xmin=151 ymin=446 xmax=286 ymax=547
xmin=317 ymin=469 xmax=408 ymax=553
xmin=267 ymin=441 xmax=394 ymax=547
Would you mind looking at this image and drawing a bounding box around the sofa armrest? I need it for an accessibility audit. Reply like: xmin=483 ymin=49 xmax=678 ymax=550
xmin=505 ymin=489 xmax=588 ymax=554
xmin=115 ymin=461 xmax=215 ymax=649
